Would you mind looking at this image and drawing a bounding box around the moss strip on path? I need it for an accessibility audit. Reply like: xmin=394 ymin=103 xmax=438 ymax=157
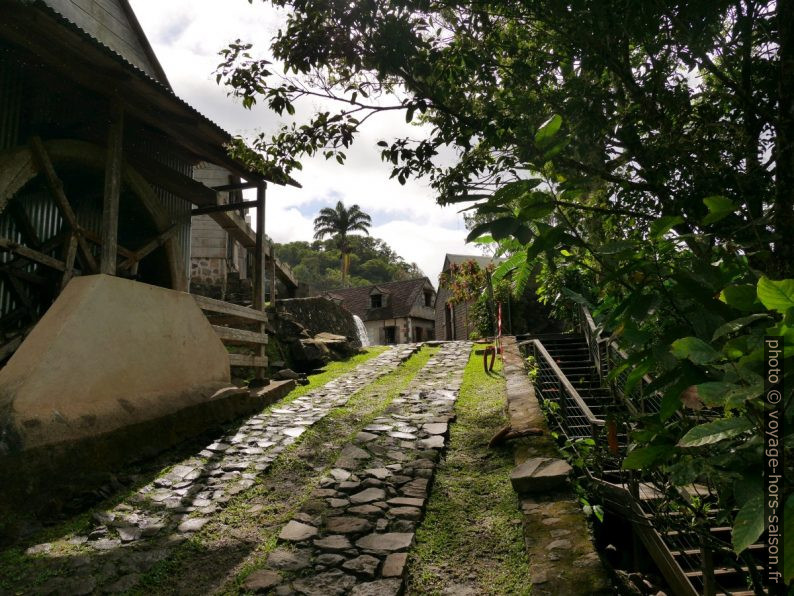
xmin=406 ymin=346 xmax=531 ymax=596
xmin=133 ymin=346 xmax=438 ymax=595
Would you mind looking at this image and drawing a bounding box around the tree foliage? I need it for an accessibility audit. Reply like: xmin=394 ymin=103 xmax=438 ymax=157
xmin=312 ymin=200 xmax=372 ymax=285
xmin=221 ymin=0 xmax=794 ymax=585
xmin=277 ymin=235 xmax=423 ymax=292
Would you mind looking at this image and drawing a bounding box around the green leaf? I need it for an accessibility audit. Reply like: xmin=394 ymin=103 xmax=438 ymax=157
xmin=720 ymin=284 xmax=760 ymax=312
xmin=518 ymin=192 xmax=556 ymax=219
xmin=696 ymin=381 xmax=762 ymax=410
xmin=712 ymin=314 xmax=770 ymax=341
xmin=622 ymin=445 xmax=673 ymax=470
xmin=492 ymin=179 xmax=542 ymax=206
xmin=650 ymin=215 xmax=684 ymax=239
xmin=757 ymin=276 xmax=794 ymax=313
xmin=671 ymin=337 xmax=721 ymax=364
xmin=472 ymin=235 xmax=494 ymax=245
xmin=732 ymin=495 xmax=764 ymax=555
xmin=534 ymin=114 xmax=562 ymax=148
xmin=702 ymin=195 xmax=736 ymax=224
xmin=678 ymin=416 xmax=753 ymax=447
xmin=491 ymin=252 xmax=525 ymax=284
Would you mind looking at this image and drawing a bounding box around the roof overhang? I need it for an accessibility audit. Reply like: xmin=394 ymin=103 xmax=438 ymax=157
xmin=0 ymin=0 xmax=300 ymax=188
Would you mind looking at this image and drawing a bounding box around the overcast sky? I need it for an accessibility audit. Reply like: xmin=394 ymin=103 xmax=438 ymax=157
xmin=128 ymin=0 xmax=475 ymax=283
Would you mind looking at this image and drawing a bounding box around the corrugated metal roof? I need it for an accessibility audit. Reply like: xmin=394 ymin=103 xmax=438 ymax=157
xmin=9 ymin=0 xmax=299 ymax=187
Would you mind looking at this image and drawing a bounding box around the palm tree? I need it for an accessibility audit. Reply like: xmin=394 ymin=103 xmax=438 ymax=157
xmin=313 ymin=201 xmax=372 ymax=286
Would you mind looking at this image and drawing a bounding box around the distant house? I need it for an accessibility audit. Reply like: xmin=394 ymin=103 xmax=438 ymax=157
xmin=434 ymin=253 xmax=504 ymax=340
xmin=325 ymin=278 xmax=436 ymax=344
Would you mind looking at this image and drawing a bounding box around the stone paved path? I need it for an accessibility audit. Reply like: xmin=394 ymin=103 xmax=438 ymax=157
xmin=17 ymin=344 xmax=420 ymax=595
xmin=243 ymin=341 xmax=471 ymax=595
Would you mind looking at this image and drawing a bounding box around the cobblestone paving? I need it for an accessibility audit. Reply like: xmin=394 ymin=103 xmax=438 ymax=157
xmin=243 ymin=341 xmax=471 ymax=595
xmin=17 ymin=345 xmax=420 ymax=595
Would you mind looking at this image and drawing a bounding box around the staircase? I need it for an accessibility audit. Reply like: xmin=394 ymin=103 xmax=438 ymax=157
xmin=521 ymin=332 xmax=767 ymax=596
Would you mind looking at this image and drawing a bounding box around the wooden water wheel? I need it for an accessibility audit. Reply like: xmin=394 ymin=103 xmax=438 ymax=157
xmin=0 ymin=137 xmax=184 ymax=363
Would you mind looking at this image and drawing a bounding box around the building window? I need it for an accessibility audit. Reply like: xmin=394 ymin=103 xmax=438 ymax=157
xmin=371 ymin=294 xmax=382 ymax=308
xmin=384 ymin=326 xmax=396 ymax=344
xmin=424 ymin=291 xmax=433 ymax=307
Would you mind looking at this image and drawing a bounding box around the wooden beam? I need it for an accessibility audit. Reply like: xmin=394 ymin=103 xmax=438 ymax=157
xmin=211 ymin=181 xmax=258 ymax=192
xmin=228 ymin=353 xmax=268 ymax=368
xmin=61 ymin=233 xmax=78 ymax=289
xmin=192 ymin=294 xmax=267 ymax=322
xmin=7 ymin=201 xmax=42 ymax=248
xmin=253 ymin=185 xmax=266 ymax=312
xmin=118 ymin=225 xmax=177 ymax=270
xmin=125 ymin=151 xmax=216 ymax=207
xmin=101 ymin=98 xmax=124 ymax=275
xmin=0 ymin=237 xmax=66 ymax=271
xmin=269 ymin=244 xmax=277 ymax=303
xmin=0 ymin=265 xmax=48 ymax=286
xmin=211 ymin=325 xmax=268 ymax=346
xmin=28 ymin=137 xmax=98 ymax=273
xmin=191 ymin=200 xmax=259 ymax=216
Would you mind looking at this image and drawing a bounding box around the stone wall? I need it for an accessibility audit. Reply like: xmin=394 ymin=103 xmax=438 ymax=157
xmin=274 ymin=297 xmax=360 ymax=346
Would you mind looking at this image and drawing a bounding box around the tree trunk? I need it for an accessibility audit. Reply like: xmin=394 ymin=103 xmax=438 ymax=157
xmin=775 ymin=0 xmax=794 ymax=278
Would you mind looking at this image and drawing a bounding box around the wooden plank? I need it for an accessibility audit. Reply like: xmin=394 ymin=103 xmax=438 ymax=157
xmin=211 ymin=181 xmax=258 ymax=192
xmin=269 ymin=244 xmax=277 ymax=303
xmin=61 ymin=233 xmax=78 ymax=289
xmin=125 ymin=151 xmax=216 ymax=207
xmin=211 ymin=325 xmax=268 ymax=346
xmin=29 ymin=136 xmax=98 ymax=273
xmin=101 ymin=98 xmax=124 ymax=275
xmin=228 ymin=353 xmax=268 ymax=368
xmin=81 ymin=228 xmax=135 ymax=260
xmin=192 ymin=294 xmax=267 ymax=322
xmin=253 ymin=185 xmax=266 ymax=312
xmin=0 ymin=238 xmax=66 ymax=271
xmin=0 ymin=265 xmax=48 ymax=286
xmin=191 ymin=200 xmax=258 ymax=216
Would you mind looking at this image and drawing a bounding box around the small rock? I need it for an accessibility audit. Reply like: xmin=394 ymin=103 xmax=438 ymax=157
xmin=355 ymin=532 xmax=414 ymax=552
xmin=355 ymin=432 xmax=379 ymax=443
xmin=330 ymin=468 xmax=352 ymax=482
xmin=350 ymin=488 xmax=385 ymax=504
xmin=387 ymin=497 xmax=424 ymax=507
xmin=382 ymin=552 xmax=408 ymax=577
xmin=177 ymin=518 xmax=209 ymax=533
xmin=316 ymin=553 xmax=346 ymax=566
xmin=419 ymin=435 xmax=445 ymax=449
xmin=423 ymin=423 xmax=448 ymax=435
xmin=279 ymin=520 xmax=318 ymax=542
xmin=267 ymin=548 xmax=312 ymax=571
xmin=510 ymin=458 xmax=572 ymax=494
xmin=326 ymin=516 xmax=373 ymax=534
xmin=389 ymin=506 xmax=421 ymax=520
xmin=117 ymin=526 xmax=142 ymax=542
xmin=243 ymin=570 xmax=282 ymax=592
xmin=350 ymin=579 xmax=403 ymax=596
xmin=547 ymin=539 xmax=573 ymax=551
xmin=314 ymin=535 xmax=353 ymax=551
xmin=341 ymin=554 xmax=380 ymax=578
xmin=292 ymin=569 xmax=356 ymax=595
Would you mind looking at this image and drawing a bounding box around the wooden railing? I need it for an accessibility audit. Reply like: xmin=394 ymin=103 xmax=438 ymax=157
xmin=192 ymin=294 xmax=268 ymax=371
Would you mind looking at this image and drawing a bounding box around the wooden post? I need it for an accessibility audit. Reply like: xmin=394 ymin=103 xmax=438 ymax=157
xmin=269 ymin=244 xmax=277 ymax=304
xmin=253 ymin=183 xmax=268 ymax=381
xmin=101 ymin=98 xmax=124 ymax=275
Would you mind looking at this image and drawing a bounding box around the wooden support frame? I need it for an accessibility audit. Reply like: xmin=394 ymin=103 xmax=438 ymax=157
xmin=211 ymin=181 xmax=258 ymax=192
xmin=101 ymin=98 xmax=124 ymax=275
xmin=253 ymin=183 xmax=268 ymax=380
xmin=191 ymin=200 xmax=259 ymax=216
xmin=29 ymin=137 xmax=98 ymax=273
xmin=0 ymin=237 xmax=66 ymax=271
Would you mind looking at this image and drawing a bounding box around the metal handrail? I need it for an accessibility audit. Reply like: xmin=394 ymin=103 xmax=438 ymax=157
xmin=529 ymin=338 xmax=605 ymax=438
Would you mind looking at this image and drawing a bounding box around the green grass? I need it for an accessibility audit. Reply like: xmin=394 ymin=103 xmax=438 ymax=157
xmin=406 ymin=346 xmax=532 ymax=596
xmin=134 ymin=346 xmax=437 ymax=595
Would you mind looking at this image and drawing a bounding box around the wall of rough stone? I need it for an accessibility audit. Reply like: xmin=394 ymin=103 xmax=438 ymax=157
xmin=274 ymin=297 xmax=360 ymax=346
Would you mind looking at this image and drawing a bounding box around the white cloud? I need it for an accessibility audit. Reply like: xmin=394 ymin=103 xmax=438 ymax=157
xmin=129 ymin=0 xmax=479 ymax=282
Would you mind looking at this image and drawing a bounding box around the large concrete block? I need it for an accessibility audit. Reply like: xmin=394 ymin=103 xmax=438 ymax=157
xmin=510 ymin=457 xmax=573 ymax=494
xmin=0 ymin=274 xmax=231 ymax=453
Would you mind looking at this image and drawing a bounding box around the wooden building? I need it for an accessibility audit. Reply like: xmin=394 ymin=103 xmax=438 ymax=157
xmin=0 ymin=0 xmax=296 ymax=373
